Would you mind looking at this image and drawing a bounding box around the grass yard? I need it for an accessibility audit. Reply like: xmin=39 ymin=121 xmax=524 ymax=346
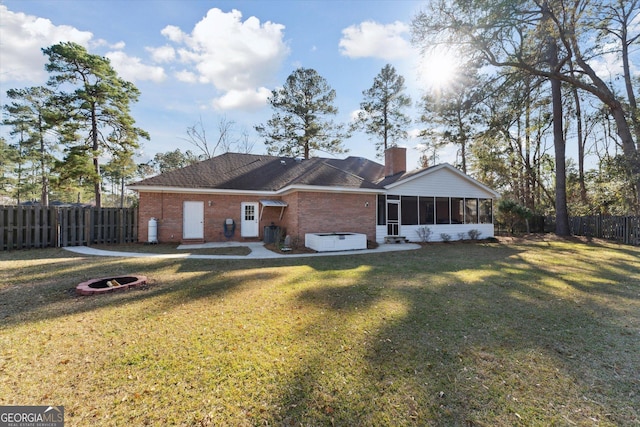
xmin=0 ymin=236 xmax=638 ymax=426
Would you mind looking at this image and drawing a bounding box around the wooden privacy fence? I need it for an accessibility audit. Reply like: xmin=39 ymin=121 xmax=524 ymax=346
xmin=0 ymin=206 xmax=138 ymax=250
xmin=569 ymin=215 xmax=640 ymax=246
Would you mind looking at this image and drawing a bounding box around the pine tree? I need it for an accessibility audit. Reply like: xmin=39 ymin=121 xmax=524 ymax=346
xmin=42 ymin=42 xmax=149 ymax=207
xmin=3 ymin=86 xmax=57 ymax=205
xmin=256 ymin=68 xmax=348 ymax=159
xmin=352 ymin=64 xmax=411 ymax=158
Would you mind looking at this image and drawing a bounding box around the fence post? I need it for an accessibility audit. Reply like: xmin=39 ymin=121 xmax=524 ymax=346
xmin=132 ymin=208 xmax=138 ymax=243
xmin=0 ymin=208 xmax=5 ymax=250
xmin=624 ymin=216 xmax=630 ymax=245
xmin=84 ymin=209 xmax=91 ymax=246
xmin=118 ymin=209 xmax=124 ymax=244
xmin=16 ymin=206 xmax=23 ymax=250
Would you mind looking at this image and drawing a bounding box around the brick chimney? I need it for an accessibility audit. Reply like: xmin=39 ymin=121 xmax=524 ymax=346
xmin=384 ymin=146 xmax=407 ymax=177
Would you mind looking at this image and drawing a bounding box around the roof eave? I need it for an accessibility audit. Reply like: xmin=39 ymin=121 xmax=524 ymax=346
xmin=277 ymin=184 xmax=384 ymax=195
xmin=127 ymin=185 xmax=281 ymax=196
xmin=128 ymin=184 xmax=384 ymax=195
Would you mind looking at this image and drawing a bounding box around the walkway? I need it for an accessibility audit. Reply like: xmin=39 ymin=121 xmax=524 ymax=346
xmin=63 ymin=241 xmax=421 ymax=260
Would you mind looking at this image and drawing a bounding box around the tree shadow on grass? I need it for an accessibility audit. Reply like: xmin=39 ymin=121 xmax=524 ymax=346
xmin=267 ymin=240 xmax=640 ymax=426
xmin=0 ymin=246 xmax=387 ymax=328
xmin=1 ymin=240 xmax=638 ymax=425
xmin=0 ymin=249 xmax=298 ymax=327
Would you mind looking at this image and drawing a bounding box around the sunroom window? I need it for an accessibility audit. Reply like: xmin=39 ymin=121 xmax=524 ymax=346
xmin=401 ymin=196 xmax=418 ymax=225
xmin=435 ymin=197 xmax=450 ymax=224
xmin=419 ymin=197 xmax=435 ymax=225
xmin=465 ymin=198 xmax=478 ymax=224
xmin=479 ymin=199 xmax=493 ymax=224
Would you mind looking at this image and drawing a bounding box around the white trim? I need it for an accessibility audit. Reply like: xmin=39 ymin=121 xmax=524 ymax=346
xmin=127 ymin=185 xmax=279 ymax=195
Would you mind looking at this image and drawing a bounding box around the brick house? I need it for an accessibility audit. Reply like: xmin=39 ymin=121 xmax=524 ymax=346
xmin=129 ymin=147 xmax=500 ymax=245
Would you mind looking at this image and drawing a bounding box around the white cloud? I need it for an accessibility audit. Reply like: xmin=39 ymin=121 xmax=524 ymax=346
xmin=0 ymin=5 xmax=94 ymax=82
xmin=589 ymin=51 xmax=623 ymax=80
xmin=407 ymin=128 xmax=422 ymax=139
xmin=212 ymin=87 xmax=271 ymax=110
xmin=175 ymin=69 xmax=198 ymax=83
xmin=350 ymin=108 xmax=365 ymax=122
xmin=160 ymin=25 xmax=185 ymax=43
xmin=110 ymin=41 xmax=126 ymax=50
xmin=155 ymin=8 xmax=289 ymax=110
xmin=92 ymin=38 xmax=126 ymax=50
xmin=339 ymin=20 xmax=413 ymax=60
xmin=105 ymin=51 xmax=167 ymax=83
xmin=147 ymin=45 xmax=176 ymax=63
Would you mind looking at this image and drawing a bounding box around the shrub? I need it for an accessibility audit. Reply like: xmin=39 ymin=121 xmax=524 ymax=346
xmin=440 ymin=233 xmax=451 ymax=243
xmin=468 ymin=229 xmax=482 ymax=240
xmin=496 ymin=199 xmax=533 ymax=234
xmin=416 ymin=226 xmax=433 ymax=242
xmin=457 ymin=232 xmax=467 ymax=241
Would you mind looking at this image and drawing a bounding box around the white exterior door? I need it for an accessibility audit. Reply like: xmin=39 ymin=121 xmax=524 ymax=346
xmin=241 ymin=202 xmax=259 ymax=237
xmin=183 ymin=201 xmax=204 ymax=239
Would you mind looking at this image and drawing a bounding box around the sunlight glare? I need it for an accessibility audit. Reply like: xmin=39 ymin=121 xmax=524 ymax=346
xmin=418 ymin=48 xmax=460 ymax=90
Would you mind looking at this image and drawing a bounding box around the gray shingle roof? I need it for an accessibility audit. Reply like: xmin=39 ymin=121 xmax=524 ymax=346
xmin=131 ymin=152 xmax=386 ymax=191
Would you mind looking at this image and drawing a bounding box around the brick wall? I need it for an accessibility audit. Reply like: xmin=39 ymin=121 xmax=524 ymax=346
xmin=138 ymin=192 xmax=282 ymax=243
xmin=137 ymin=190 xmax=377 ymax=244
xmin=293 ymin=192 xmax=377 ymax=242
xmin=384 ymin=146 xmax=407 ymax=177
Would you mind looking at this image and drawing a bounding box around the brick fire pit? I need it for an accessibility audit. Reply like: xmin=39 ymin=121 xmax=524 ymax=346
xmin=76 ymin=275 xmax=147 ymax=296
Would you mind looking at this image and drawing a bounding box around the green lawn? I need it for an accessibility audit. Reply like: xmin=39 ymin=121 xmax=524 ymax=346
xmin=1 ymin=237 xmax=638 ymax=426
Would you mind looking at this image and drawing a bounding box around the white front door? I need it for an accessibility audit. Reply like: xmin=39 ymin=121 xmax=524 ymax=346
xmin=183 ymin=201 xmax=204 ymax=239
xmin=241 ymin=202 xmax=259 ymax=237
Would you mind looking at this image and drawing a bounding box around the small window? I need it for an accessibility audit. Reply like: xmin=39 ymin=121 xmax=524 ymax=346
xmin=244 ymin=204 xmax=255 ymax=220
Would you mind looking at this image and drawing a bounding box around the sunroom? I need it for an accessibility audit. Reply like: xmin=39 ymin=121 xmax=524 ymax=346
xmin=375 ymin=163 xmax=500 ymax=243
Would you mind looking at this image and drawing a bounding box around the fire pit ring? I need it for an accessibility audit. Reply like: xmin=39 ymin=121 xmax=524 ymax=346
xmin=76 ymin=275 xmax=147 ymax=296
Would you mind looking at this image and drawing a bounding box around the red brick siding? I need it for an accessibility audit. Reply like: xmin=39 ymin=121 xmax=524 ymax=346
xmin=138 ymin=192 xmax=281 ymax=243
xmin=384 ymin=147 xmax=407 ymax=176
xmin=138 ymin=191 xmax=377 ymax=243
xmin=292 ymin=192 xmax=376 ymax=241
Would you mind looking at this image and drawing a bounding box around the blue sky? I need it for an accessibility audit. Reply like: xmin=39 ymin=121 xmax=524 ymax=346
xmin=0 ymin=0 xmax=450 ymax=169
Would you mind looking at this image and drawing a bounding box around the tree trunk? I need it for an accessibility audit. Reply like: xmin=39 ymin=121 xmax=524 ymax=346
xmin=91 ymin=105 xmax=101 ymax=208
xmin=551 ymin=75 xmax=570 ymax=235
xmin=544 ymin=2 xmax=570 ymax=236
xmin=571 ymin=82 xmax=588 ymax=204
xmin=39 ymin=125 xmax=49 ymax=206
xmin=120 ymin=174 xmax=125 ymax=208
xmin=620 ymin=11 xmax=640 ymax=146
xmin=570 ymin=42 xmax=640 ymax=210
